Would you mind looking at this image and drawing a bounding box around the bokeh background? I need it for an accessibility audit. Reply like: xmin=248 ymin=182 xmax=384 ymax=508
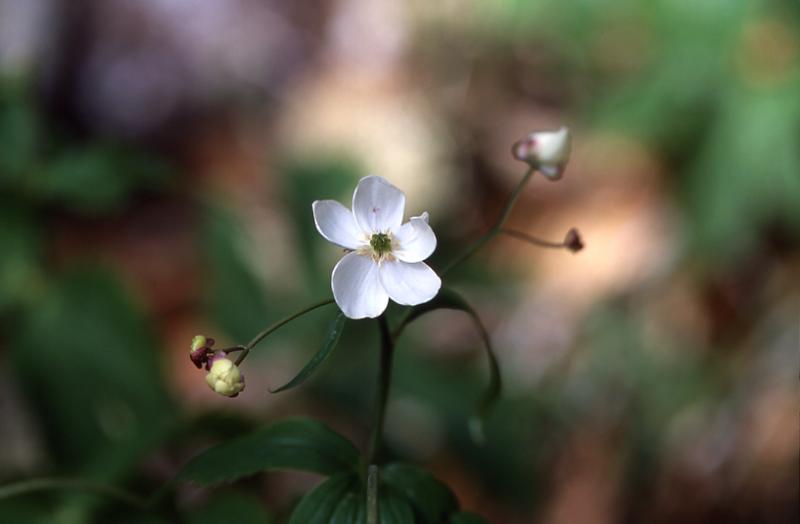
xmin=1 ymin=0 xmax=798 ymax=523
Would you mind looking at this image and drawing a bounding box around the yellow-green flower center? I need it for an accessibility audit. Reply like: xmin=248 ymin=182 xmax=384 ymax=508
xmin=369 ymin=233 xmax=392 ymax=256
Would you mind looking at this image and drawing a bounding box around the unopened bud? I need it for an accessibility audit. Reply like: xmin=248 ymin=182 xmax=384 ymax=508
xmin=512 ymin=127 xmax=571 ymax=180
xmin=190 ymin=335 xmax=207 ymax=352
xmin=205 ymin=358 xmax=245 ymax=397
xmin=189 ymin=335 xmax=216 ymax=369
xmin=564 ymin=228 xmax=584 ymax=253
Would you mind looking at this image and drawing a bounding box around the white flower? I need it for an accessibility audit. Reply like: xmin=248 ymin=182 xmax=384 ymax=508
xmin=511 ymin=127 xmax=571 ymax=180
xmin=313 ymin=176 xmax=442 ymax=319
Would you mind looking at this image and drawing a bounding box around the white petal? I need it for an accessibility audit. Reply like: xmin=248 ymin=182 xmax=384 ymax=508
xmin=352 ymin=176 xmax=406 ymax=234
xmin=332 ymin=252 xmax=389 ymax=319
xmin=313 ymin=200 xmax=366 ymax=249
xmin=379 ymin=260 xmax=441 ymax=306
xmin=393 ymin=214 xmax=437 ymax=263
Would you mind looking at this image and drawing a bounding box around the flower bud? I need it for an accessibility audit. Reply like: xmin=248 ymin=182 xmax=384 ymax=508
xmin=190 ymin=335 xmax=208 ymax=352
xmin=511 ymin=127 xmax=571 ymax=180
xmin=205 ymin=357 xmax=245 ymax=397
xmin=189 ymin=335 xmax=215 ymax=369
xmin=563 ymin=228 xmax=584 ymax=253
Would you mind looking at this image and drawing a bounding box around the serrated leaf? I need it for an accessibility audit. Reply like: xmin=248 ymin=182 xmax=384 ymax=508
xmin=288 ymin=473 xmax=358 ymax=524
xmin=449 ymin=511 xmax=490 ymax=524
xmin=271 ymin=313 xmax=347 ymax=393
xmin=381 ymin=463 xmax=458 ymax=524
xmin=403 ymin=288 xmax=501 ymax=442
xmin=178 ymin=418 xmax=360 ymax=485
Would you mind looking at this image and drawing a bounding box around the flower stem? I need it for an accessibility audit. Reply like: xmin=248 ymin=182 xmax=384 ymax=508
xmin=234 ymin=298 xmax=335 ymax=365
xmin=366 ymin=315 xmax=395 ymax=466
xmin=366 ymin=465 xmax=379 ymax=524
xmin=441 ymin=166 xmax=535 ymax=276
xmin=499 ymin=228 xmax=569 ymax=249
xmin=0 ymin=478 xmax=149 ymax=509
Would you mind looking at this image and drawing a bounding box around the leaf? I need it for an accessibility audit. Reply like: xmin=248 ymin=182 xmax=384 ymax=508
xmin=186 ymin=492 xmax=272 ymax=524
xmin=288 ymin=473 xmax=358 ymax=524
xmin=449 ymin=512 xmax=490 ymax=524
xmin=10 ymin=269 xmax=175 ymax=470
xmin=379 ymin=491 xmax=416 ymax=524
xmin=178 ymin=418 xmax=360 ymax=485
xmin=329 ymin=491 xmax=363 ymax=524
xmin=381 ymin=463 xmax=458 ymax=524
xmin=271 ymin=313 xmax=347 ymax=393
xmin=403 ymin=288 xmax=502 ymax=443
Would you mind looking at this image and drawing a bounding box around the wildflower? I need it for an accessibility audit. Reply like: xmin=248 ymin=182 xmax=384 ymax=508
xmin=205 ymin=357 xmax=245 ymax=397
xmin=313 ymin=176 xmax=441 ymax=319
xmin=511 ymin=127 xmax=571 ymax=179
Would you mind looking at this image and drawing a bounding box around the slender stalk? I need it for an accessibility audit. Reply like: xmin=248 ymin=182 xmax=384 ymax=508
xmin=234 ymin=298 xmax=335 ymax=365
xmin=366 ymin=315 xmax=395 ymax=465
xmin=499 ymin=228 xmax=569 ymax=249
xmin=366 ymin=465 xmax=379 ymax=524
xmin=0 ymin=478 xmax=148 ymax=509
xmin=441 ymin=167 xmax=535 ymax=276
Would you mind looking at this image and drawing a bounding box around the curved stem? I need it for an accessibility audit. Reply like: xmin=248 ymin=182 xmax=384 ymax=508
xmin=234 ymin=298 xmax=335 ymax=365
xmin=0 ymin=478 xmax=149 ymax=509
xmin=441 ymin=167 xmax=535 ymax=276
xmin=366 ymin=315 xmax=395 ymax=466
xmin=499 ymin=228 xmax=569 ymax=249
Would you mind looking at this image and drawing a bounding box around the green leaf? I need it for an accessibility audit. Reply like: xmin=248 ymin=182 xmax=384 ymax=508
xmin=379 ymin=491 xmax=415 ymax=524
xmin=288 ymin=473 xmax=358 ymax=524
xmin=404 ymin=288 xmax=502 ymax=443
xmin=178 ymin=418 xmax=360 ymax=485
xmin=381 ymin=463 xmax=458 ymax=524
xmin=186 ymin=492 xmax=272 ymax=524
xmin=11 ymin=269 xmax=174 ymax=470
xmin=271 ymin=313 xmax=347 ymax=393
xmin=449 ymin=512 xmax=490 ymax=524
xmin=329 ymin=491 xmax=363 ymax=524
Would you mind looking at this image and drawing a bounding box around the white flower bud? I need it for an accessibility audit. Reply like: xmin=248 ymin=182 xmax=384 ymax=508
xmin=205 ymin=358 xmax=245 ymax=397
xmin=512 ymin=127 xmax=571 ymax=180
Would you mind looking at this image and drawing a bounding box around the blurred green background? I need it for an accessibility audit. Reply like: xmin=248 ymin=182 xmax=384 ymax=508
xmin=0 ymin=0 xmax=798 ymax=522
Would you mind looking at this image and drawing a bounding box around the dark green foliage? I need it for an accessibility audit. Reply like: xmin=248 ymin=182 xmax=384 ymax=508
xmin=178 ymin=418 xmax=360 ymax=485
xmin=288 ymin=474 xmax=359 ymax=524
xmin=381 ymin=463 xmax=459 ymax=524
xmin=186 ymin=492 xmax=272 ymax=524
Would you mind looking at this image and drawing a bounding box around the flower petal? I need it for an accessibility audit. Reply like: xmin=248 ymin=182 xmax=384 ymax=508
xmin=313 ymin=200 xmax=366 ymax=249
xmin=379 ymin=260 xmax=441 ymax=306
xmin=393 ymin=213 xmax=437 ymax=263
xmin=352 ymin=176 xmax=406 ymax=234
xmin=332 ymin=252 xmax=389 ymax=319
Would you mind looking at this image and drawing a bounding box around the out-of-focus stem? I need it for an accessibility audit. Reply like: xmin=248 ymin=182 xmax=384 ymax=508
xmin=366 ymin=465 xmax=379 ymax=524
xmin=366 ymin=315 xmax=394 ymax=466
xmin=0 ymin=478 xmax=148 ymax=509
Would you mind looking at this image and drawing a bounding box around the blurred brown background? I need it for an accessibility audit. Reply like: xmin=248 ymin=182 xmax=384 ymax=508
xmin=0 ymin=0 xmax=798 ymax=523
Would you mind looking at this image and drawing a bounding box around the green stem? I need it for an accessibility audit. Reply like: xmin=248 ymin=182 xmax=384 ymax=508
xmin=234 ymin=298 xmax=335 ymax=365
xmin=441 ymin=167 xmax=535 ymax=276
xmin=0 ymin=478 xmax=149 ymax=509
xmin=366 ymin=315 xmax=395 ymax=466
xmin=366 ymin=465 xmax=379 ymax=524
